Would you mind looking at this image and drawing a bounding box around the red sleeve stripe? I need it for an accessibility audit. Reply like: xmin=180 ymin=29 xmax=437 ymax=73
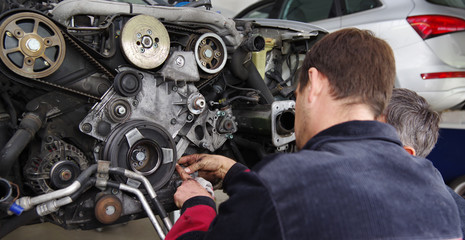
xmin=165 ymin=205 xmax=217 ymax=240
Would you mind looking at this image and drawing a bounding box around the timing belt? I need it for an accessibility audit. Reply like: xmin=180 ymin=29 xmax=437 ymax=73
xmin=21 ymin=29 xmax=115 ymax=101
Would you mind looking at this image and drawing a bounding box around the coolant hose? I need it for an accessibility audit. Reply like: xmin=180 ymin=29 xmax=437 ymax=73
xmin=0 ymin=209 xmax=40 ymax=239
xmin=0 ymin=104 xmax=47 ymax=177
xmin=230 ymin=48 xmax=274 ymax=104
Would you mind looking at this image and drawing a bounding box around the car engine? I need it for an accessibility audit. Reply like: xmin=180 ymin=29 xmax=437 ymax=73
xmin=0 ymin=0 xmax=324 ymax=238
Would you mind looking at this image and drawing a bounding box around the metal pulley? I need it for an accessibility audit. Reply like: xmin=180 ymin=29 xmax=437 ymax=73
xmin=0 ymin=12 xmax=66 ymax=78
xmin=120 ymin=15 xmax=170 ymax=69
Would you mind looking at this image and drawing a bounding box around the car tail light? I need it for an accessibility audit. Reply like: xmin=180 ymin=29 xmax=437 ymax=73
xmin=407 ymin=15 xmax=465 ymax=40
xmin=421 ymin=72 xmax=465 ymax=80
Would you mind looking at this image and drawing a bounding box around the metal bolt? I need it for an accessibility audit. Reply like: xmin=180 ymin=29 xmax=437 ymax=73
xmin=201 ymin=61 xmax=206 ymax=66
xmin=187 ymin=114 xmax=193 ymax=121
xmin=203 ymin=49 xmax=213 ymax=58
xmin=202 ymin=142 xmax=210 ymax=149
xmin=153 ymin=43 xmax=158 ymax=49
xmin=170 ymin=118 xmax=177 ymax=125
xmin=111 ymin=188 xmax=119 ymax=195
xmin=135 ymin=151 xmax=146 ymax=162
xmin=141 ymin=35 xmax=153 ymax=48
xmin=194 ymin=98 xmax=205 ymax=110
xmin=214 ymin=51 xmax=221 ymax=57
xmin=147 ymin=29 xmax=152 ymax=35
xmin=175 ymin=56 xmax=185 ymax=67
xmin=136 ymin=33 xmax=142 ymax=39
xmin=106 ymin=205 xmax=116 ymax=215
xmin=115 ymin=105 xmax=127 ymax=116
xmin=6 ymin=31 xmax=12 ymax=37
xmin=60 ymin=169 xmax=72 ymax=181
xmin=172 ymin=86 xmax=178 ymax=92
xmin=26 ymin=38 xmax=41 ymax=52
xmin=44 ymin=61 xmax=49 ymax=67
xmin=140 ymin=48 xmax=145 ymax=53
xmin=82 ymin=123 xmax=92 ymax=133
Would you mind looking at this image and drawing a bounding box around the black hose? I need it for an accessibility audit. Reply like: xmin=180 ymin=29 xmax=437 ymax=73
xmin=0 ymin=111 xmax=45 ymax=177
xmin=246 ymin=62 xmax=274 ymax=104
xmin=70 ymin=178 xmax=96 ymax=201
xmin=0 ymin=92 xmax=16 ymax=129
xmin=151 ymin=197 xmax=168 ymax=219
xmin=75 ymin=165 xmax=98 ymax=184
xmin=0 ymin=209 xmax=40 ymax=239
xmin=230 ymin=49 xmax=249 ymax=81
xmin=230 ymin=48 xmax=274 ymax=104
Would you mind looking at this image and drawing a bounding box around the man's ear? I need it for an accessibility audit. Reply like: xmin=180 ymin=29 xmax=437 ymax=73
xmin=403 ymin=146 xmax=416 ymax=156
xmin=307 ymin=67 xmax=325 ymax=101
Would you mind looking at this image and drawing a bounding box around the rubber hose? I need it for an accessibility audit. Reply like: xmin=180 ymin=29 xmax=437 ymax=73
xmin=0 ymin=112 xmax=44 ymax=177
xmin=0 ymin=209 xmax=40 ymax=239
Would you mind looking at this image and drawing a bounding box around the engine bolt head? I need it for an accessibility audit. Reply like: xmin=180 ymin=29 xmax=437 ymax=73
xmin=135 ymin=151 xmax=146 ymax=162
xmin=193 ymin=98 xmax=205 ymax=110
xmin=186 ymin=114 xmax=193 ymax=121
xmin=136 ymin=33 xmax=142 ymax=39
xmin=81 ymin=123 xmax=92 ymax=133
xmin=60 ymin=169 xmax=72 ymax=181
xmin=175 ymin=56 xmax=185 ymax=67
xmin=170 ymin=118 xmax=177 ymax=125
xmin=106 ymin=205 xmax=116 ymax=215
xmin=115 ymin=105 xmax=127 ymax=116
xmin=203 ymin=49 xmax=213 ymax=58
xmin=147 ymin=29 xmax=152 ymax=35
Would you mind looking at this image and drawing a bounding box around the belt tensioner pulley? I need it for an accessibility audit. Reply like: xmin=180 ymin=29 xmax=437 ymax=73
xmin=0 ymin=12 xmax=66 ymax=78
xmin=194 ymin=32 xmax=227 ymax=74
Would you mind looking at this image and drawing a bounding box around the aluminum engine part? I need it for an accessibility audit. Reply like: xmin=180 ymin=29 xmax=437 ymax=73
xmin=186 ymin=108 xmax=237 ymax=152
xmin=79 ymin=67 xmax=202 ymax=142
xmin=160 ymin=51 xmax=200 ymax=82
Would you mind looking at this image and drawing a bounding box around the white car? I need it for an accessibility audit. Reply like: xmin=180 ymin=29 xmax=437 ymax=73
xmin=236 ymin=0 xmax=465 ymax=111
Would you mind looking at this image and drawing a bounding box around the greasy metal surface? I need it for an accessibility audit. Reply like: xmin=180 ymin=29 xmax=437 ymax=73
xmin=0 ymin=12 xmax=66 ymax=78
xmin=120 ymin=15 xmax=170 ymax=69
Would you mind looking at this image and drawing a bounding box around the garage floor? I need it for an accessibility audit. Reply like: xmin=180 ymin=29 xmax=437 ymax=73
xmin=3 ymin=191 xmax=228 ymax=240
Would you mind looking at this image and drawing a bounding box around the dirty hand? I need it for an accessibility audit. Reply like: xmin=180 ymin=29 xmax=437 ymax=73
xmin=174 ymin=164 xmax=213 ymax=208
xmin=178 ymin=154 xmax=236 ymax=182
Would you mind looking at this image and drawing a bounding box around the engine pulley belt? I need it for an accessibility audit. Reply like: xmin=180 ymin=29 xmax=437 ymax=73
xmin=17 ymin=29 xmax=112 ymax=101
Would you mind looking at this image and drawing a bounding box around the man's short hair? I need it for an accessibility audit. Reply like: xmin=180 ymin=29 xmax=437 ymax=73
xmin=298 ymin=28 xmax=396 ymax=117
xmin=385 ymin=88 xmax=440 ymax=158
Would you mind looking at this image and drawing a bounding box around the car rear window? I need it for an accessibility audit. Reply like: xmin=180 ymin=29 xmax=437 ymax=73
xmin=427 ymin=0 xmax=465 ymax=9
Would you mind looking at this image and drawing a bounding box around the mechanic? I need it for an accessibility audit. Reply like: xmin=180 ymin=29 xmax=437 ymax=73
xmin=379 ymin=87 xmax=465 ymax=236
xmin=166 ymin=28 xmax=462 ymax=239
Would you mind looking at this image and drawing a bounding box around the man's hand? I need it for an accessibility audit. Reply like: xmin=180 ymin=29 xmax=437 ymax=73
xmin=174 ymin=164 xmax=213 ymax=208
xmin=178 ymin=154 xmax=236 ymax=182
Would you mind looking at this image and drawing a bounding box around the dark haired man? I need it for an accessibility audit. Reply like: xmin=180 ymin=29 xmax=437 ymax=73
xmin=166 ymin=28 xmax=462 ymax=239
